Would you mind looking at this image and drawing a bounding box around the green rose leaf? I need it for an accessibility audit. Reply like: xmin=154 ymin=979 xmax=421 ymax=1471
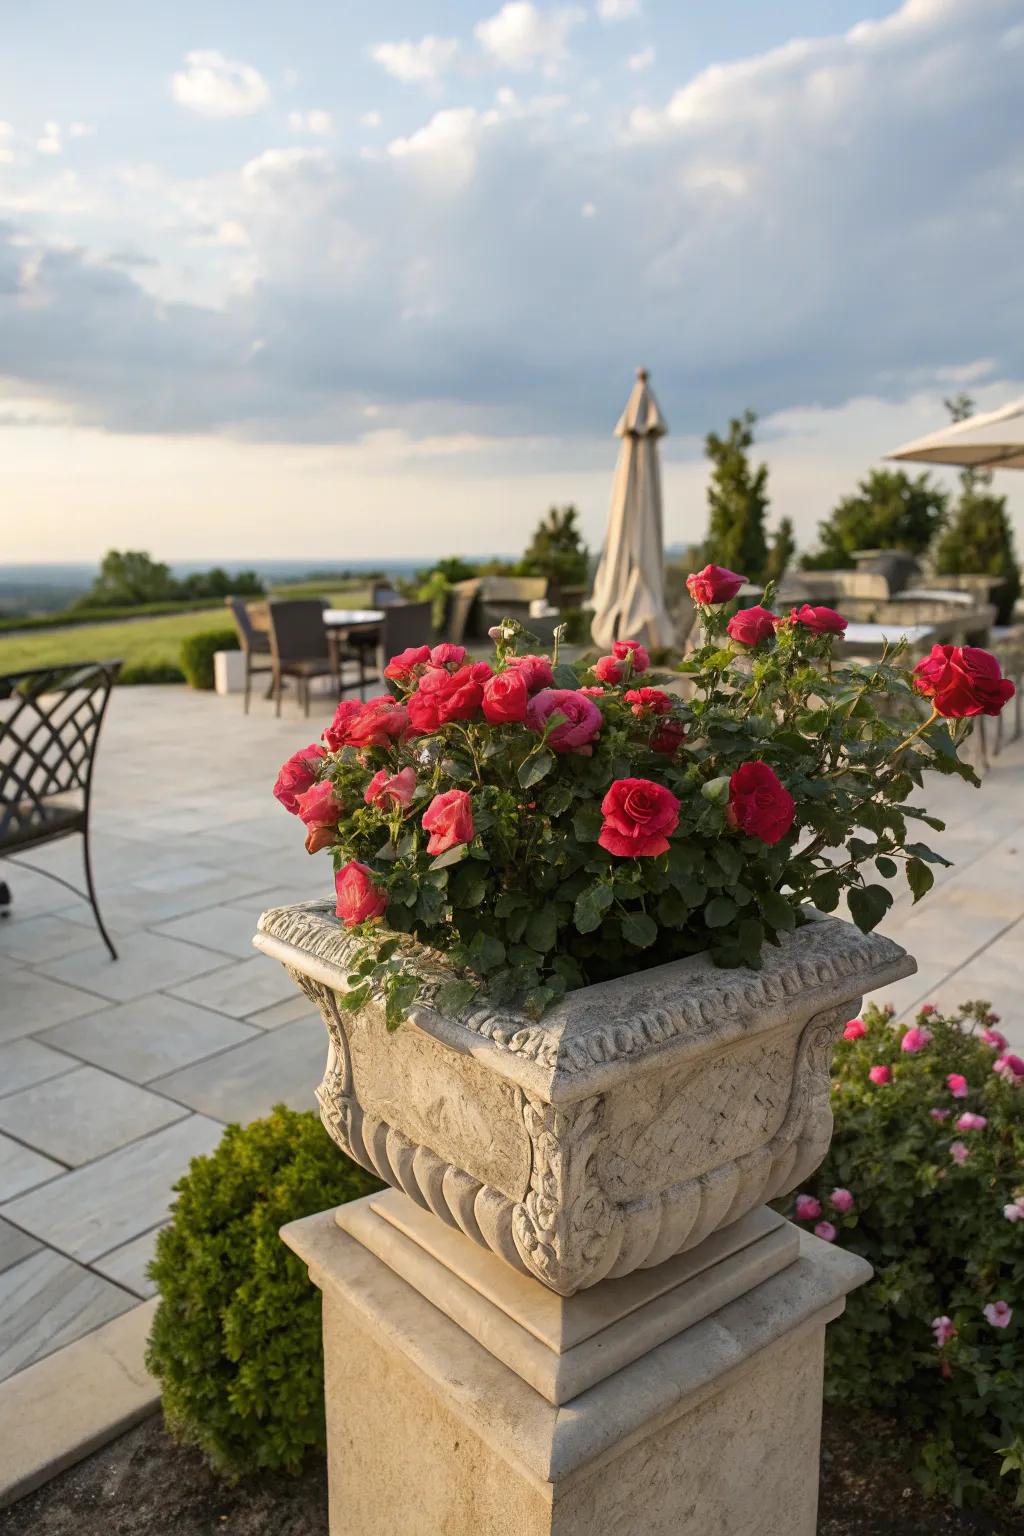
xmin=524 ymin=905 xmax=559 ymax=953
xmin=467 ymin=931 xmax=506 ymax=974
xmin=518 ymin=748 xmax=554 ymax=788
xmin=704 ymin=895 xmax=737 ymax=928
xmin=573 ymin=882 xmax=614 ymax=934
xmin=430 ymin=844 xmax=470 ymax=871
xmin=621 ymin=910 xmax=658 ymax=948
xmin=875 ymin=855 xmax=898 ymax=879
xmin=436 ymin=978 xmax=480 ymax=1016
xmin=573 ymin=804 xmax=603 ymax=843
xmin=847 ymin=883 xmax=894 ymax=933
xmin=906 ymin=857 xmax=935 ymax=904
xmin=758 ymin=889 xmax=796 ymax=932
xmin=551 ymin=663 xmax=580 ymax=690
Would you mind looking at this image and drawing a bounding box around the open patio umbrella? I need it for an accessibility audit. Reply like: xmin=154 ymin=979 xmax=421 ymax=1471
xmin=887 ymin=396 xmax=1024 ymax=470
xmin=589 ymin=368 xmax=674 ymax=651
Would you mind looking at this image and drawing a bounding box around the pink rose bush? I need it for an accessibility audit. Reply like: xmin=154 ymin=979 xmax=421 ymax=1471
xmin=270 ymin=575 xmax=1002 ymax=1023
xmin=780 ymin=998 xmax=1024 ymax=1505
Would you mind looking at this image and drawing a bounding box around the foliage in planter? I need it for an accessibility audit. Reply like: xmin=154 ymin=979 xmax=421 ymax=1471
xmin=146 ymin=1106 xmax=382 ymax=1477
xmin=272 ymin=572 xmax=1014 ymax=1023
xmin=782 ymin=1000 xmax=1024 ymax=1508
xmin=180 ymin=626 xmax=239 ymax=690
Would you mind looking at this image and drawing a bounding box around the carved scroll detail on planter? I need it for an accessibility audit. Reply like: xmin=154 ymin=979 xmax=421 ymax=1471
xmin=512 ymin=1094 xmax=622 ymax=1295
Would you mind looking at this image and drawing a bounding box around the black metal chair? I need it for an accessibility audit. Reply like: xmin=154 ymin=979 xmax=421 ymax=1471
xmin=376 ymin=603 xmax=433 ymax=673
xmin=225 ymin=595 xmax=273 ymax=714
xmin=267 ymin=599 xmax=337 ymax=716
xmin=0 ymin=661 xmax=121 ymax=959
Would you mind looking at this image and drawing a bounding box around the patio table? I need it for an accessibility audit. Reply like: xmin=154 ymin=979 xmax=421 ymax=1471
xmin=840 ymin=621 xmax=936 ymax=654
xmin=323 ymin=609 xmax=386 ymax=700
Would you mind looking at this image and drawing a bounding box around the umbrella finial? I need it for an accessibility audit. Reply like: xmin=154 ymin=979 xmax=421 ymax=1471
xmin=636 ymin=366 xmax=649 ymax=382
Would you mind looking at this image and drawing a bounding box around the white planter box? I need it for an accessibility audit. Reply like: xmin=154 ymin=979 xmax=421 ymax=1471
xmin=213 ymin=650 xmax=247 ymax=695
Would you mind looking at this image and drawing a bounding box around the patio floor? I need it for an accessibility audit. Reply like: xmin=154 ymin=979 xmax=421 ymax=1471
xmin=0 ymin=683 xmax=1022 ymax=1384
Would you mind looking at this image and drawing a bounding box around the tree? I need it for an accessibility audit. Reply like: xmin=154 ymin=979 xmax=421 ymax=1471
xmin=82 ymin=550 xmax=176 ymax=607
xmin=933 ymin=394 xmax=1021 ymax=624
xmin=765 ymin=517 xmax=796 ymax=584
xmin=703 ymin=410 xmax=770 ymax=583
xmin=518 ymin=506 xmax=589 ymax=591
xmin=801 ymin=469 xmax=948 ymax=570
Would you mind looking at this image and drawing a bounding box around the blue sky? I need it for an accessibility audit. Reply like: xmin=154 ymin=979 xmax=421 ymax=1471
xmin=1 ymin=0 xmax=1022 ymax=563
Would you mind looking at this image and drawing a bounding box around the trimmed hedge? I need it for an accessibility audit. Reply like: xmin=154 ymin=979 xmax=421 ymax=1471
xmin=180 ymin=627 xmax=239 ymax=690
xmin=146 ymin=1106 xmax=383 ymax=1477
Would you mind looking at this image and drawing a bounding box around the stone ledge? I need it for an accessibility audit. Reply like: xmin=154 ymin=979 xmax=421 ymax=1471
xmin=0 ymin=1298 xmax=159 ymax=1510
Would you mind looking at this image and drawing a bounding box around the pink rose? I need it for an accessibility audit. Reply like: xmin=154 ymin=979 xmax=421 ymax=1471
xmin=273 ymin=743 xmax=326 ymax=813
xmin=929 ymin=1108 xmax=950 ymax=1122
xmin=686 ymin=564 xmax=746 ymax=605
xmin=429 ymin=642 xmax=467 ymax=669
xmin=346 ymin=695 xmax=411 ymax=750
xmin=901 ymin=1025 xmax=933 ymax=1054
xmin=624 ymin=686 xmax=672 ymax=717
xmin=955 ymin=1112 xmax=987 ymax=1132
xmin=364 ymin=765 xmax=417 ymax=810
xmin=482 ymin=668 xmax=530 ymax=723
xmin=787 ymin=603 xmax=848 ymax=635
xmin=526 ymin=689 xmax=603 ymax=754
xmin=726 ymin=761 xmax=795 ymax=846
xmin=843 ymin=1019 xmax=866 ymax=1041
xmin=794 ymin=1194 xmax=822 ymax=1221
xmin=579 ymin=685 xmax=605 ymax=697
xmin=919 ymin=1003 xmax=936 ymax=1016
xmin=994 ymin=1053 xmax=1024 ymax=1082
xmin=983 ymin=1300 xmax=1013 ymax=1329
xmin=830 ymin=1188 xmax=855 ymax=1214
xmin=323 ymin=700 xmax=364 ymax=751
xmin=594 ymin=654 xmax=626 ymax=685
xmin=949 ymin=1140 xmax=970 ymax=1165
xmin=408 ymin=663 xmax=492 ymax=732
xmin=612 ymin=638 xmax=651 ymax=674
xmin=982 ymin=1026 xmax=1007 ymax=1051
xmin=1003 ymin=1201 xmax=1024 ymax=1223
xmin=422 ymin=789 xmax=474 ymax=855
xmin=507 ymin=654 xmax=555 ymax=692
xmin=931 ymin=1316 xmax=957 ymax=1348
xmin=727 ymin=605 xmax=777 ymax=647
xmin=946 ymin=1073 xmax=969 ymax=1099
xmin=598 ymin=777 xmax=681 ymax=858
xmin=869 ymin=1065 xmax=892 ymax=1086
xmin=383 ymin=645 xmax=432 ymax=683
xmin=335 ymin=861 xmax=387 ymax=927
xmin=295 ymin=779 xmax=344 ymax=829
xmin=814 ymin=1221 xmax=837 ymax=1242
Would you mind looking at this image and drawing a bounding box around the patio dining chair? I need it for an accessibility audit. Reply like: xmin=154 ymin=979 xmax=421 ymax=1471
xmin=268 ymin=599 xmax=337 ymax=716
xmin=225 ymin=595 xmax=273 ymax=714
xmin=0 ymin=660 xmax=121 ymax=958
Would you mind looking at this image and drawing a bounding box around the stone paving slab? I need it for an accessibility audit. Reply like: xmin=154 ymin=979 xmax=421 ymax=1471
xmin=151 ymin=1016 xmax=325 ymax=1125
xmin=0 ymin=1039 xmax=78 ymax=1099
xmin=0 ymin=1136 xmax=65 ymax=1204
xmin=0 ymin=1219 xmax=40 ymax=1276
xmin=33 ymin=930 xmax=229 ymax=1005
xmin=38 ymin=994 xmax=259 ymax=1083
xmin=167 ymin=952 xmax=302 ymax=1018
xmin=0 ymin=1247 xmax=135 ymax=1381
xmin=91 ymin=1225 xmax=164 ymax=1300
xmin=0 ymin=1067 xmax=188 ymax=1168
xmin=0 ymin=973 xmax=103 ymax=1046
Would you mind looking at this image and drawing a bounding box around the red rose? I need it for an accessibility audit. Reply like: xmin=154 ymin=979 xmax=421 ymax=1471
xmin=526 ymin=688 xmax=603 ymax=754
xmin=612 ymin=639 xmax=651 ymax=674
xmin=594 ymin=654 xmax=625 ymax=684
xmin=913 ymin=644 xmax=1015 ymax=718
xmin=599 ymin=777 xmax=681 ymax=857
xmin=364 ymin=765 xmax=417 ymax=810
xmin=346 ymin=695 xmax=411 ymax=749
xmin=429 ymin=642 xmax=467 ymax=669
xmin=407 ymin=663 xmax=491 ymax=732
xmin=787 ymin=604 xmax=848 ymax=635
xmin=273 ymin=743 xmax=325 ymax=813
xmin=295 ymin=778 xmax=344 ymax=828
xmin=422 ymin=788 xmax=474 ymax=854
xmin=686 ymin=564 xmax=746 ymax=604
xmin=483 ymin=668 xmax=529 ymax=723
xmin=323 ymin=700 xmax=363 ymax=751
xmin=507 ymin=654 xmax=554 ymax=692
xmin=335 ymin=861 xmax=388 ymax=927
xmin=650 ymin=717 xmax=686 ymax=756
xmin=727 ymin=605 xmax=777 ymax=647
xmin=726 ymin=761 xmax=795 ymax=845
xmin=383 ymin=645 xmax=431 ymax=683
xmin=624 ymin=687 xmax=672 ymax=716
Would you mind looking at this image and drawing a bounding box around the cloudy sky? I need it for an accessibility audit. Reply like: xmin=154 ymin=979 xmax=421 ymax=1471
xmin=2 ymin=0 xmax=1023 ymax=565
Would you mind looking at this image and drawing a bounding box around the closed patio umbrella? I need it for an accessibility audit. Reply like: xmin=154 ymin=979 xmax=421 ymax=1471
xmin=887 ymin=396 xmax=1024 ymax=470
xmin=590 ymin=368 xmax=674 ymax=651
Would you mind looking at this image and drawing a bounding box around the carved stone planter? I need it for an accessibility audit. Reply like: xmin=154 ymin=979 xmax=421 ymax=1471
xmin=255 ymin=902 xmax=913 ymax=1297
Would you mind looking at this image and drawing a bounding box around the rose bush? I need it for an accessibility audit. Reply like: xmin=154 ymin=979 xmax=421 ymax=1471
xmin=782 ymin=1000 xmax=1024 ymax=1508
xmin=272 ymin=582 xmax=1014 ymax=1025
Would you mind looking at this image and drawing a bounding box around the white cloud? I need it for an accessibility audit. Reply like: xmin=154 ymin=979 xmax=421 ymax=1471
xmin=37 ymin=121 xmax=61 ymax=155
xmin=287 ymin=108 xmax=334 ymax=135
xmin=627 ymin=45 xmax=655 ymax=71
xmin=361 ymin=110 xmax=383 ymax=128
xmin=581 ymin=201 xmax=596 ymax=217
xmin=172 ymin=51 xmax=270 ymax=118
xmin=597 ymin=0 xmax=640 ymax=19
xmin=387 ymin=108 xmax=480 ymax=186
xmin=0 ymin=122 xmax=14 ymax=165
xmin=475 ymin=3 xmax=585 ymax=74
xmin=371 ymin=35 xmax=459 ymax=86
xmin=68 ymin=122 xmax=95 ymax=140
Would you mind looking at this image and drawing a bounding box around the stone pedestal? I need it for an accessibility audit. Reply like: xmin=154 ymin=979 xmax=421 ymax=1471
xmin=283 ymin=1193 xmax=870 ymax=1536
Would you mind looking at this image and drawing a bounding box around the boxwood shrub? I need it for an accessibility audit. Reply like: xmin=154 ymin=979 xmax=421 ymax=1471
xmin=179 ymin=626 xmax=239 ymax=690
xmin=146 ymin=1106 xmax=382 ymax=1477
xmin=781 ymin=999 xmax=1024 ymax=1507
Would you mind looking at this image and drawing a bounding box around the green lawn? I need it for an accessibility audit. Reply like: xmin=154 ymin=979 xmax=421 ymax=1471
xmin=0 ymin=584 xmax=372 ymax=681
